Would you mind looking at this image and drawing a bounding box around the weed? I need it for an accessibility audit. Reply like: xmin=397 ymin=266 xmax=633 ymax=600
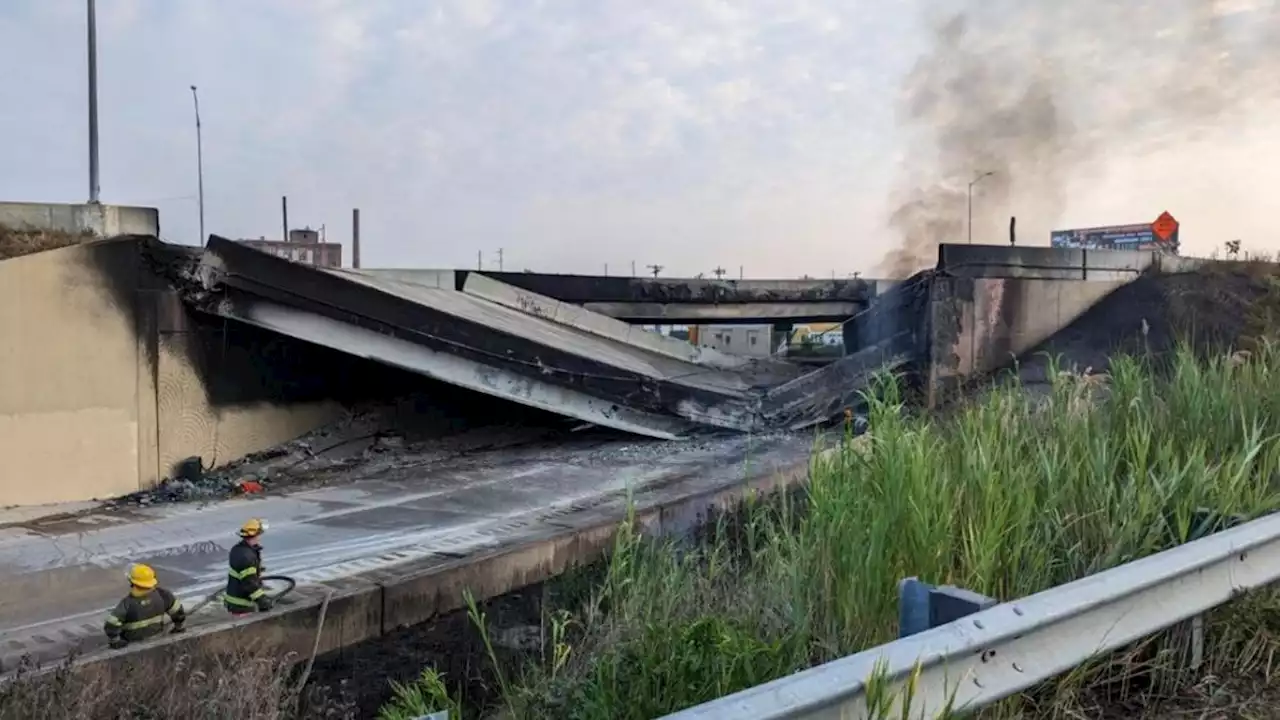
xmin=397 ymin=341 xmax=1280 ymax=719
xmin=0 ymin=645 xmax=353 ymax=720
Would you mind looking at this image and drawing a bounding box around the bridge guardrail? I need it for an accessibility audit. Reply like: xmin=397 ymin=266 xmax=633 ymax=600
xmin=659 ymin=511 xmax=1280 ymax=720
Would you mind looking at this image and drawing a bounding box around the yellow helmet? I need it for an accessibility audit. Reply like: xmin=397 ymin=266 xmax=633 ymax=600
xmin=127 ymin=563 xmax=158 ymax=589
xmin=238 ymin=518 xmax=268 ymax=538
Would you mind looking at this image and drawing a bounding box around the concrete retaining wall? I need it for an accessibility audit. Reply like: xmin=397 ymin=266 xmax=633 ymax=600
xmin=927 ymin=276 xmax=1128 ymax=403
xmin=0 ymin=239 xmax=343 ymax=505
xmin=0 ymin=201 xmax=160 ymax=237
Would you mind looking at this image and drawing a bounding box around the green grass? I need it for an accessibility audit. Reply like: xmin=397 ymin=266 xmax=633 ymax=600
xmin=381 ymin=343 xmax=1280 ymax=720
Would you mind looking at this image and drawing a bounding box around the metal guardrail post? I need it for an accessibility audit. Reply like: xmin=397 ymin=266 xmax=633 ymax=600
xmin=898 ymin=578 xmax=997 ymax=638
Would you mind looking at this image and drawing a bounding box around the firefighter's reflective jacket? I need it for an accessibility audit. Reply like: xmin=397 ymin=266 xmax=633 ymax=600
xmin=103 ymin=587 xmax=185 ymax=644
xmin=225 ymin=539 xmax=270 ymax=612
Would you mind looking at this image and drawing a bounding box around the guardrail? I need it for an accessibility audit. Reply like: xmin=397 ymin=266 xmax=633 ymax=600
xmin=659 ymin=511 xmax=1280 ymax=720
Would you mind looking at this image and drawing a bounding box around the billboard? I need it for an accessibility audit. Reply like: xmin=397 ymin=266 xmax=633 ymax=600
xmin=1050 ymin=213 xmax=1180 ymax=254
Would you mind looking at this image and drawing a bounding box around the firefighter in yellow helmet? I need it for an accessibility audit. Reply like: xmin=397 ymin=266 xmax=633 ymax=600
xmin=225 ymin=518 xmax=274 ymax=614
xmin=103 ymin=563 xmax=186 ymax=649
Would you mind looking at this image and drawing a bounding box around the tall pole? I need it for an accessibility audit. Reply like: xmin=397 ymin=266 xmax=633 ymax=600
xmin=87 ymin=0 xmax=100 ymax=203
xmin=281 ymin=196 xmax=288 ymax=242
xmin=190 ymin=86 xmax=205 ymax=245
xmin=967 ymin=171 xmax=994 ymax=244
xmin=351 ymin=208 xmax=361 ymax=268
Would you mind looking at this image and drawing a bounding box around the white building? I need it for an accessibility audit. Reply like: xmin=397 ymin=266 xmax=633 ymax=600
xmin=691 ymin=324 xmax=774 ymax=358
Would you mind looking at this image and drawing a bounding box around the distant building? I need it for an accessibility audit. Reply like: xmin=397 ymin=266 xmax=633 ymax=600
xmin=690 ymin=324 xmax=775 ymax=358
xmin=238 ymin=227 xmax=343 ymax=268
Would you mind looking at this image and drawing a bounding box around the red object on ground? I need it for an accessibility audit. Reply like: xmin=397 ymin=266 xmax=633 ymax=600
xmin=237 ymin=480 xmax=264 ymax=494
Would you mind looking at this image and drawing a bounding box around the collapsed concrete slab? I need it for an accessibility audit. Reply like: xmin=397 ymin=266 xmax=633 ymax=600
xmin=183 ymin=237 xmax=906 ymax=439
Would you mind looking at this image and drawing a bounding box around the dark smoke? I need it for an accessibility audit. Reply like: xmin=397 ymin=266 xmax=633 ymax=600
xmin=882 ymin=0 xmax=1280 ymax=276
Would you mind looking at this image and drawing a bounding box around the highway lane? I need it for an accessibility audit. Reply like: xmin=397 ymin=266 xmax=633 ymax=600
xmin=0 ymin=432 xmax=811 ymax=669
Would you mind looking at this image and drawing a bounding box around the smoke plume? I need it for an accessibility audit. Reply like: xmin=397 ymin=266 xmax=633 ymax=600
xmin=881 ymin=0 xmax=1280 ymax=276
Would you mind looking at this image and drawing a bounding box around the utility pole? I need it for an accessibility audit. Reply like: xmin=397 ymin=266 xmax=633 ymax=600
xmin=87 ymin=0 xmax=100 ymax=203
xmin=712 ymin=266 xmax=726 ymax=279
xmin=351 ymin=208 xmax=361 ymax=268
xmin=477 ymin=250 xmax=482 ymax=270
xmin=281 ymin=196 xmax=289 ymax=242
xmin=967 ymin=171 xmax=995 ymax=244
xmin=647 ymin=264 xmax=663 ymax=278
xmin=631 ymin=261 xmax=636 ymax=276
xmin=496 ymin=248 xmax=504 ymax=271
xmin=189 ymin=86 xmax=205 ymax=245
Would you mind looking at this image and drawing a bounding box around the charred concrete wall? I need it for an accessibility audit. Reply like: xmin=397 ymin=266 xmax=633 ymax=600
xmin=926 ymin=275 xmax=1128 ymax=404
xmin=0 ymin=239 xmax=344 ymax=506
xmin=0 ymin=242 xmax=148 ymax=505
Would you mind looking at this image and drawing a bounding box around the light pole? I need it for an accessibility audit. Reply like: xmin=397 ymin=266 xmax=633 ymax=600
xmin=967 ymin=171 xmax=995 ymax=244
xmin=87 ymin=0 xmax=100 ymax=203
xmin=190 ymin=85 xmax=206 ymax=246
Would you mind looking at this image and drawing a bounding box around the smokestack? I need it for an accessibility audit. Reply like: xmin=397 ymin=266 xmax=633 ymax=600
xmin=1009 ymin=216 xmax=1017 ymax=246
xmin=281 ymin=196 xmax=289 ymax=243
xmin=352 ymin=208 xmax=361 ymax=268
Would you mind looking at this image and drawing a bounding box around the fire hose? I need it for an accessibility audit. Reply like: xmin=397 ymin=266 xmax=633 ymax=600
xmin=182 ymin=574 xmax=297 ymax=619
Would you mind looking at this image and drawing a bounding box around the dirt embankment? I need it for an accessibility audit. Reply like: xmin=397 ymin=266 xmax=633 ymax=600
xmin=0 ymin=225 xmax=95 ymax=260
xmin=1016 ymin=261 xmax=1280 ymax=385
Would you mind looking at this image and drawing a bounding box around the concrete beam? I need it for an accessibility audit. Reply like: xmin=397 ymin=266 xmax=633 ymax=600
xmin=460 ymin=273 xmax=753 ymax=369
xmin=214 ymin=296 xmax=695 ymax=440
xmin=584 ymin=301 xmax=861 ymax=323
xmin=373 ymin=269 xmax=877 ymax=305
xmin=936 ymin=243 xmax=1198 ymax=281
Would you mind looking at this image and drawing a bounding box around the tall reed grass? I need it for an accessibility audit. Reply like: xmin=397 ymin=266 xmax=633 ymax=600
xmin=382 ymin=343 xmax=1280 ymax=719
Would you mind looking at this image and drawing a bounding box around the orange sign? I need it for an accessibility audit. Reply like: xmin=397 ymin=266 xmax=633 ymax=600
xmin=1151 ymin=211 xmax=1179 ymax=242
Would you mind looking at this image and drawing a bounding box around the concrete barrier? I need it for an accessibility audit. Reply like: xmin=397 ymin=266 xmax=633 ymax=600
xmin=0 ymin=201 xmax=160 ymax=237
xmin=936 ymin=243 xmax=1199 ymax=281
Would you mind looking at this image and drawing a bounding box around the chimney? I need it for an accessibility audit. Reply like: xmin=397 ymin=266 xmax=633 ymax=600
xmin=281 ymin=196 xmax=289 ymax=243
xmin=352 ymin=208 xmax=361 ymax=269
xmin=1009 ymin=216 xmax=1017 ymax=246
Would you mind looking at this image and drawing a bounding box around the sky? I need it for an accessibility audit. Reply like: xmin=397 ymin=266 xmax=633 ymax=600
xmin=1 ymin=0 xmax=1279 ymax=276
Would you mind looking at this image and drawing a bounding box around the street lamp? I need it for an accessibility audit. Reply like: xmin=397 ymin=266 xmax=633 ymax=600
xmin=87 ymin=0 xmax=100 ymax=203
xmin=190 ymin=85 xmax=206 ymax=245
xmin=967 ymin=171 xmax=995 ymax=244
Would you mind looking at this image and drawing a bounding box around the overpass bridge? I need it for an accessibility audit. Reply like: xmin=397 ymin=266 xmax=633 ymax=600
xmin=359 ymin=268 xmax=898 ymax=324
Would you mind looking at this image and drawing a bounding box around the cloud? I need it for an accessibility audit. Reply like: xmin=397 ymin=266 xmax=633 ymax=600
xmin=2 ymin=0 xmax=1279 ymax=276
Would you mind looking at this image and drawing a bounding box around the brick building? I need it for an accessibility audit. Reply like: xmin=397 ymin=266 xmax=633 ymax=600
xmin=238 ymin=228 xmax=343 ymax=268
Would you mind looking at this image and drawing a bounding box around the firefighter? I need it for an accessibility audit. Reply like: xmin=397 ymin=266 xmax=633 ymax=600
xmin=225 ymin=518 xmax=274 ymax=614
xmin=103 ymin=563 xmax=186 ymax=649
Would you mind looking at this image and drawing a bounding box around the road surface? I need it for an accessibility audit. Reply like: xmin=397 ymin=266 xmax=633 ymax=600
xmin=0 ymin=431 xmax=810 ymax=670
